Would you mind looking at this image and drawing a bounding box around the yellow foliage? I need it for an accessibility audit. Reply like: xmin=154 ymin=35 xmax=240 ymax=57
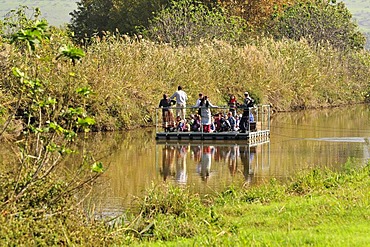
xmin=216 ymin=0 xmax=307 ymax=27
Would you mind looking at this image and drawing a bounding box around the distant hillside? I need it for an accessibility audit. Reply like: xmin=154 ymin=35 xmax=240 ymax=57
xmin=341 ymin=0 xmax=370 ymax=33
xmin=0 ymin=0 xmax=76 ymax=27
xmin=341 ymin=0 xmax=370 ymax=49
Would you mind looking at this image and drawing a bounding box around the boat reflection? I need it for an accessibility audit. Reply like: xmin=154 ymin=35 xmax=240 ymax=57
xmin=157 ymin=140 xmax=270 ymax=187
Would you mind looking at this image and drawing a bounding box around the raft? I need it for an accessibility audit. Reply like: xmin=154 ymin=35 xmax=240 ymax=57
xmin=155 ymin=105 xmax=271 ymax=145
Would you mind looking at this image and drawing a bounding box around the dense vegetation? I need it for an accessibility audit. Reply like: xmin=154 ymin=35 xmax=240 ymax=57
xmin=2 ymin=2 xmax=370 ymax=131
xmin=70 ymin=0 xmax=366 ymax=50
xmin=0 ymin=0 xmax=370 ymax=245
xmin=2 ymin=35 xmax=370 ymax=131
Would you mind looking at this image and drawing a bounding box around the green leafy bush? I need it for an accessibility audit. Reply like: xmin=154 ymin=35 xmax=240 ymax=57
xmin=146 ymin=0 xmax=247 ymax=46
xmin=266 ymin=0 xmax=366 ymax=50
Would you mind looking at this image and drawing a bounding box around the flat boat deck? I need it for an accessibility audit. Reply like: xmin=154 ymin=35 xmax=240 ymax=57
xmin=155 ymin=105 xmax=271 ymax=145
xmin=156 ymin=129 xmax=270 ymax=146
xmin=156 ymin=131 xmax=249 ymax=140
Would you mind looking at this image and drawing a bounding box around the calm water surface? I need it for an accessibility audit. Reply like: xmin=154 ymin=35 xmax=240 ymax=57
xmin=88 ymin=105 xmax=370 ymax=215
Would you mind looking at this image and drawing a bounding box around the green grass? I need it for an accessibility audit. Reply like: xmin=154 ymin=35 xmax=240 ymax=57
xmin=129 ymin=165 xmax=370 ymax=246
xmin=211 ymin=196 xmax=370 ymax=246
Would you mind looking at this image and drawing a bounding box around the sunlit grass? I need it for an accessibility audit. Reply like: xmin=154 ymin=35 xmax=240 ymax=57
xmin=2 ymin=33 xmax=370 ymax=131
xmin=82 ymin=37 xmax=369 ymax=124
xmin=131 ymin=164 xmax=370 ymax=246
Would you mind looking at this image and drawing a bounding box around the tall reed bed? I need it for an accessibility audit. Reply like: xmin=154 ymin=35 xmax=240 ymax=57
xmin=2 ymin=35 xmax=370 ymax=131
xmin=86 ymin=37 xmax=370 ymax=128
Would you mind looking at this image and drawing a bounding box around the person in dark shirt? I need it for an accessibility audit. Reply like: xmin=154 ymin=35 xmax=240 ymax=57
xmin=159 ymin=94 xmax=174 ymax=131
xmin=239 ymin=92 xmax=254 ymax=132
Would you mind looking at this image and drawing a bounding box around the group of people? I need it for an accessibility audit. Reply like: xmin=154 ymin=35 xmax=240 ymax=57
xmin=158 ymin=85 xmax=255 ymax=133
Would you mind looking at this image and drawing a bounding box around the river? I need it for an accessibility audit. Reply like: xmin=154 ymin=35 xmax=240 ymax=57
xmin=81 ymin=104 xmax=370 ymax=217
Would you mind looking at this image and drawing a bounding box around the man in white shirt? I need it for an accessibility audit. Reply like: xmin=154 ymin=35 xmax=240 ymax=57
xmin=170 ymin=85 xmax=188 ymax=120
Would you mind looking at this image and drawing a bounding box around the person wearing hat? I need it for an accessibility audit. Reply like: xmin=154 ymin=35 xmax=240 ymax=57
xmin=243 ymin=92 xmax=254 ymax=107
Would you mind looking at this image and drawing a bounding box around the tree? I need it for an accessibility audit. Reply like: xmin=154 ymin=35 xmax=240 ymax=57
xmin=215 ymin=0 xmax=297 ymax=28
xmin=69 ymin=0 xmax=114 ymax=42
xmin=109 ymin=0 xmax=170 ymax=34
xmin=146 ymin=0 xmax=246 ymax=46
xmin=1 ymin=9 xmax=102 ymax=222
xmin=265 ymin=0 xmax=366 ymax=50
xmin=69 ymin=0 xmax=169 ymax=42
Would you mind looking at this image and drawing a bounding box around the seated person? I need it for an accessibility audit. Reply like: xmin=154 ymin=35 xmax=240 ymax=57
xmin=190 ymin=114 xmax=201 ymax=131
xmin=184 ymin=119 xmax=191 ymax=132
xmin=227 ymin=112 xmax=237 ymax=131
xmin=209 ymin=117 xmax=216 ymax=133
xmin=220 ymin=114 xmax=232 ymax=132
xmin=214 ymin=113 xmax=223 ymax=132
xmin=175 ymin=116 xmax=185 ymax=132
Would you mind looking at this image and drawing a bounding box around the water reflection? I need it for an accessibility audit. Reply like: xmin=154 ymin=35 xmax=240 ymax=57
xmin=197 ymin=145 xmax=213 ymax=181
xmin=87 ymin=104 xmax=370 ymax=213
xmin=156 ymin=141 xmax=270 ymax=188
xmin=239 ymin=145 xmax=255 ymax=184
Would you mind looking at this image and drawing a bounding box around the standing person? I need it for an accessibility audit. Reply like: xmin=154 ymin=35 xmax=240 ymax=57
xmin=239 ymin=92 xmax=254 ymax=132
xmin=199 ymin=96 xmax=217 ymax=133
xmin=242 ymin=92 xmax=254 ymax=108
xmin=228 ymin=95 xmax=238 ymax=117
xmin=170 ymin=85 xmax=188 ymax=120
xmin=194 ymin=93 xmax=203 ymax=115
xmin=194 ymin=93 xmax=203 ymax=107
xmin=158 ymin=94 xmax=174 ymax=131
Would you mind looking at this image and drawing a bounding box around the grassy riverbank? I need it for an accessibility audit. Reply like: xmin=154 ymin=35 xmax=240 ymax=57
xmin=1 ymin=161 xmax=368 ymax=245
xmin=117 ymin=162 xmax=370 ymax=246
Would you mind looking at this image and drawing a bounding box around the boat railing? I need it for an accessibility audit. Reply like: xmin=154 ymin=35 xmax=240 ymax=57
xmin=155 ymin=104 xmax=270 ymax=134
